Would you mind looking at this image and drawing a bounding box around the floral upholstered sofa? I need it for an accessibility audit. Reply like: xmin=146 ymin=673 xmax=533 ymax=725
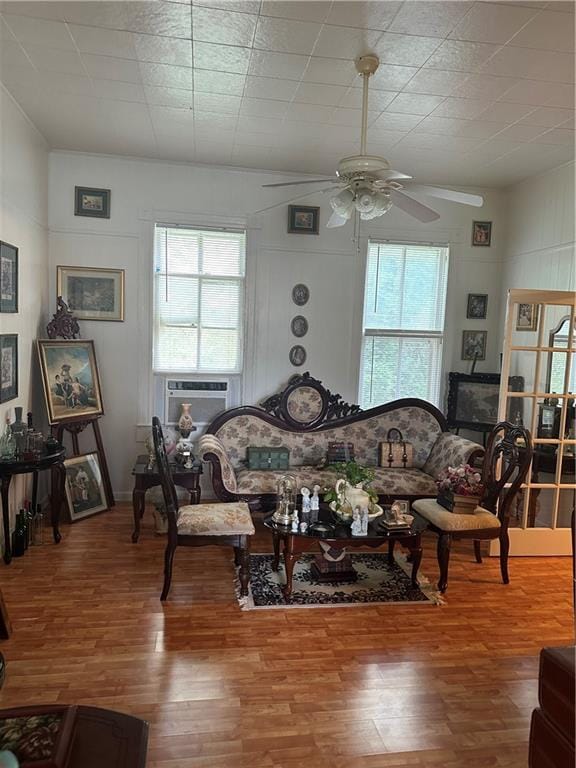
xmin=198 ymin=373 xmax=484 ymax=512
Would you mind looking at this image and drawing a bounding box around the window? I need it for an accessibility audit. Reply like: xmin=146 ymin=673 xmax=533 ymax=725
xmin=153 ymin=225 xmax=245 ymax=373
xmin=360 ymin=241 xmax=449 ymax=408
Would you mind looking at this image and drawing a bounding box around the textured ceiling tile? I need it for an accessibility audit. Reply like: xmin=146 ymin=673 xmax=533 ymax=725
xmin=68 ymin=24 xmax=137 ymax=59
xmin=496 ymin=123 xmax=547 ymax=141
xmin=2 ymin=13 xmax=74 ymax=48
xmin=500 ymin=79 xmax=575 ymax=107
xmin=194 ymin=91 xmax=241 ymax=113
xmin=388 ymin=1 xmax=474 ymax=37
xmin=354 ymin=64 xmax=419 ymax=91
xmin=192 ymin=5 xmax=257 ymax=46
xmin=139 ymin=62 xmax=193 ymax=89
xmin=475 ymin=101 xmax=536 ymax=123
xmin=82 ymin=53 xmax=142 ymax=83
xmin=324 ymin=1 xmax=403 ymax=31
xmin=244 ymin=75 xmax=299 ymax=100
xmin=194 ymin=69 xmax=246 ymax=95
xmin=339 ymin=88 xmax=397 ymax=111
xmin=145 ymin=84 xmax=193 ymax=107
xmin=236 ymin=115 xmax=284 ymax=134
xmin=424 ymin=39 xmax=501 ymax=71
xmin=303 ymin=57 xmax=357 ymax=86
xmin=135 ymin=34 xmax=192 ymax=66
xmin=373 ymin=32 xmax=444 ymax=67
xmin=193 ymin=41 xmax=249 ymax=73
xmin=508 ymin=9 xmax=575 ymax=51
xmin=453 ymin=119 xmax=508 ymax=138
xmin=313 ymin=24 xmax=381 ymax=60
xmin=254 ymin=16 xmax=322 ymax=55
xmin=535 ymin=127 xmax=576 ymax=144
xmin=431 ymin=97 xmax=487 ymax=119
xmin=260 ymin=0 xmax=329 ymax=23
xmin=239 ymin=97 xmax=289 ymax=118
xmin=518 ymin=106 xmax=574 ymax=127
xmin=91 ymin=79 xmax=147 ymax=102
xmin=412 ymin=115 xmax=470 ymax=135
xmin=120 ymin=2 xmax=192 ymax=37
xmin=402 ymin=69 xmax=470 ymax=96
xmin=329 ymin=106 xmax=380 ymax=125
xmin=193 ymin=0 xmax=261 ymax=13
xmin=451 ymin=73 xmax=518 ymax=100
xmin=386 ymin=92 xmax=445 ymax=115
xmin=24 ymin=44 xmax=84 ymax=75
xmin=294 ymin=82 xmax=349 ymax=106
xmin=285 ymin=102 xmax=336 ymax=123
xmin=449 ymin=1 xmax=539 ymax=44
xmin=482 ymin=46 xmax=574 ymax=83
xmin=371 ymin=112 xmax=424 ymax=131
xmin=248 ymin=49 xmax=309 ymax=79
xmin=0 ymin=2 xmax=67 ymax=21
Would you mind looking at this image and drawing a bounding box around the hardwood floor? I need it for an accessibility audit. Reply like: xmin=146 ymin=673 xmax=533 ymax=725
xmin=0 ymin=503 xmax=573 ymax=767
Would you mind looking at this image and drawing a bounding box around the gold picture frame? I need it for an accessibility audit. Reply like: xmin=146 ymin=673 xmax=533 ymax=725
xmin=57 ymin=266 xmax=124 ymax=322
xmin=37 ymin=339 xmax=104 ymax=425
xmin=64 ymin=452 xmax=108 ymax=521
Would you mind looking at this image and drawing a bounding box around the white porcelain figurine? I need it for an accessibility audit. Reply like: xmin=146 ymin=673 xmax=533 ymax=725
xmin=351 ymin=507 xmax=362 ymax=536
xmin=301 ymin=486 xmax=311 ymax=515
xmin=360 ymin=507 xmax=369 ymax=535
xmin=291 ymin=510 xmax=299 ymax=533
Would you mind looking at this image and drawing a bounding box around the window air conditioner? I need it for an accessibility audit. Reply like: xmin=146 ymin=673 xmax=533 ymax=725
xmin=164 ymin=378 xmax=236 ymax=431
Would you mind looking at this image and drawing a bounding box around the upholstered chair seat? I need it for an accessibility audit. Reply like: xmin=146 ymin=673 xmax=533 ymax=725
xmin=177 ymin=502 xmax=255 ymax=537
xmin=412 ymin=500 xmax=501 ymax=532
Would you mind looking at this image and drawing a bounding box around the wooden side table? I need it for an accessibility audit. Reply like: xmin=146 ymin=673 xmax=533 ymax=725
xmin=131 ymin=454 xmax=202 ymax=542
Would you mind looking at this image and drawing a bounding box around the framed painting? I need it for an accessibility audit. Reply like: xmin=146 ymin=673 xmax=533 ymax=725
xmin=447 ymin=372 xmax=524 ymax=432
xmin=74 ymin=186 xmax=110 ymax=218
xmin=0 ymin=334 xmax=18 ymax=404
xmin=0 ymin=240 xmax=18 ymax=313
xmin=466 ymin=293 xmax=488 ymax=319
xmin=472 ymin=220 xmax=492 ymax=246
xmin=37 ymin=339 xmax=103 ymax=425
xmin=462 ymin=329 xmax=487 ymax=361
xmin=516 ymin=302 xmax=539 ymax=331
xmin=288 ymin=205 xmax=319 ymax=234
xmin=57 ymin=266 xmax=124 ymax=321
xmin=64 ymin=452 xmax=108 ymax=521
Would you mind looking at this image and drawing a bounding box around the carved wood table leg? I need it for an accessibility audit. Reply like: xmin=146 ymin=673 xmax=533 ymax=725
xmin=1 ymin=476 xmax=12 ymax=565
xmin=31 ymin=470 xmax=39 ymax=513
xmin=272 ymin=531 xmax=281 ymax=571
xmin=437 ymin=533 xmax=452 ymax=593
xmin=239 ymin=538 xmax=250 ymax=597
xmin=408 ymin=545 xmax=423 ymax=588
xmin=387 ymin=539 xmax=395 ymax=565
xmin=282 ymin=537 xmax=298 ymax=600
xmin=474 ymin=540 xmax=483 ymax=563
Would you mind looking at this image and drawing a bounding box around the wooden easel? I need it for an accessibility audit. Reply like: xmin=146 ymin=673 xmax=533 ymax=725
xmin=46 ymin=298 xmax=115 ymax=508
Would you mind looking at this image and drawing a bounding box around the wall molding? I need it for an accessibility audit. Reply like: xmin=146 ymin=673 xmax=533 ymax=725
xmin=505 ymin=240 xmax=575 ymax=261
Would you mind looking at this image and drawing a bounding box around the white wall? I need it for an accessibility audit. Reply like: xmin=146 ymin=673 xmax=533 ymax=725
xmin=0 ymin=85 xmax=49 ymax=536
xmin=48 ymin=150 xmax=507 ymax=498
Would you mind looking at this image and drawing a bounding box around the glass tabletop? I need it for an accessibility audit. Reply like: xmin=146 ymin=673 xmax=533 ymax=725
xmin=263 ymin=507 xmax=426 ymax=540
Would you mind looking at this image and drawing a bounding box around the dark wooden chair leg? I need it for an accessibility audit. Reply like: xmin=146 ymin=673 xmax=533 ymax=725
xmin=474 ymin=539 xmax=483 ymax=563
xmin=437 ymin=532 xmax=452 ymax=593
xmin=161 ymin=543 xmax=176 ymax=601
xmin=499 ymin=528 xmax=510 ymax=584
xmin=238 ymin=537 xmax=250 ymax=597
xmin=233 ymin=546 xmax=241 ymax=567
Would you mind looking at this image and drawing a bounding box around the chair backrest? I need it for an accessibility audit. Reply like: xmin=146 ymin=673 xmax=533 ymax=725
xmin=480 ymin=421 xmax=533 ymax=522
xmin=152 ymin=417 xmax=179 ymax=535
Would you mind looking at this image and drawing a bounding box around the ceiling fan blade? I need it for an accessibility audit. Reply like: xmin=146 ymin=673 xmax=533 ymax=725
xmin=390 ymin=189 xmax=440 ymax=223
xmin=374 ymin=169 xmax=412 ymax=181
xmin=326 ymin=210 xmax=350 ymax=228
xmin=262 ymin=178 xmax=338 ymax=188
xmin=403 ymin=184 xmax=484 ymax=207
xmin=253 ymin=186 xmax=335 ymax=215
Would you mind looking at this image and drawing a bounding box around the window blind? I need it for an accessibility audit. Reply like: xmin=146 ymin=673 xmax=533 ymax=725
xmin=360 ymin=241 xmax=449 ymax=408
xmin=153 ymin=225 xmax=245 ymax=373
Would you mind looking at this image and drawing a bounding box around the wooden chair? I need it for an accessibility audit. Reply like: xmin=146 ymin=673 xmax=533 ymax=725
xmin=152 ymin=417 xmax=254 ymax=601
xmin=412 ymin=421 xmax=533 ymax=593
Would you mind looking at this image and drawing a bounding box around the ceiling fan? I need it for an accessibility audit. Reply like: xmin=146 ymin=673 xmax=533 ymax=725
xmin=257 ymin=54 xmax=484 ymax=228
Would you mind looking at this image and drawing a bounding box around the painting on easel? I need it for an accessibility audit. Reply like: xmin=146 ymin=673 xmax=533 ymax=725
xmin=37 ymin=339 xmax=104 ymax=425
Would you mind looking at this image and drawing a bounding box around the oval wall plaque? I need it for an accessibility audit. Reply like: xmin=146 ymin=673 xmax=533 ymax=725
xmin=289 ymin=345 xmax=307 ymax=367
xmin=290 ymin=315 xmax=308 ymax=338
xmin=292 ymin=284 xmax=310 ymax=306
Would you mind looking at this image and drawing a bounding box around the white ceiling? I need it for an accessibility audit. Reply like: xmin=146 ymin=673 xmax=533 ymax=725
xmin=0 ymin=0 xmax=574 ymax=187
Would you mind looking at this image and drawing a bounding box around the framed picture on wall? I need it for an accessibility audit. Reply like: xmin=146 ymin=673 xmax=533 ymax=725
xmin=57 ymin=266 xmax=125 ymax=321
xmin=461 ymin=330 xmax=487 ymax=361
xmin=74 ymin=186 xmax=111 ymax=218
xmin=516 ymin=303 xmax=539 ymax=332
xmin=0 ymin=334 xmax=18 ymax=404
xmin=0 ymin=241 xmax=18 ymax=313
xmin=64 ymin=452 xmax=108 ymax=521
xmin=466 ymin=293 xmax=488 ymax=319
xmin=37 ymin=339 xmax=104 ymax=424
xmin=288 ymin=205 xmax=319 ymax=234
xmin=472 ymin=221 xmax=492 ymax=246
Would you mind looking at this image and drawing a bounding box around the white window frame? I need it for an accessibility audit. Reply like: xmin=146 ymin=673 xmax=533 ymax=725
xmin=360 ymin=240 xmax=449 ymax=408
xmin=153 ymin=222 xmax=246 ymax=376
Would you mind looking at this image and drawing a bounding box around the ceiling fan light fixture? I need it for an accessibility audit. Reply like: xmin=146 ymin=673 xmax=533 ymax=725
xmin=330 ymin=188 xmax=355 ymax=218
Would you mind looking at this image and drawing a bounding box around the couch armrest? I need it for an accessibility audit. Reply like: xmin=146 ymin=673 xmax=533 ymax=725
xmin=423 ymin=432 xmax=485 ymax=480
xmin=198 ymin=434 xmax=238 ymax=499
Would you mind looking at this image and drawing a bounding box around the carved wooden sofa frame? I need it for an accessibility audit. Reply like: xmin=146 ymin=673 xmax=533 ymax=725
xmin=199 ymin=373 xmax=485 ymax=512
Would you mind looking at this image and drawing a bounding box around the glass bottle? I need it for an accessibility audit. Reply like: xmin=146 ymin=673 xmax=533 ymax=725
xmin=32 ymin=504 xmax=45 ymax=546
xmin=10 ymin=407 xmax=27 ymax=457
xmin=0 ymin=416 xmax=16 ymax=460
xmin=12 ymin=512 xmax=26 ymax=557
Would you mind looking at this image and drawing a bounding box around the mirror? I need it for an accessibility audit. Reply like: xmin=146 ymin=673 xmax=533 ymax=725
xmin=285 ymin=386 xmax=324 ymax=425
xmin=547 ymin=315 xmax=575 ymax=394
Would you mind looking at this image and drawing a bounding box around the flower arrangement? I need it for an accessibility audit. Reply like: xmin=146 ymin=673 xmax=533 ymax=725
xmin=323 ymin=460 xmax=378 ymax=509
xmin=437 ymin=464 xmax=484 ymax=497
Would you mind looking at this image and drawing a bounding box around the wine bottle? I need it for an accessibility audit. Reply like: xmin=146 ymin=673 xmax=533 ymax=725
xmin=13 ymin=512 xmax=26 ymax=557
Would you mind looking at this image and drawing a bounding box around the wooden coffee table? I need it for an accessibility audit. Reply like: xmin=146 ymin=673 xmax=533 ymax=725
xmin=264 ymin=510 xmax=426 ymax=600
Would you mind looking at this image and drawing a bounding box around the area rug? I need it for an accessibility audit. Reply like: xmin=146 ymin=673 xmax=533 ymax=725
xmin=239 ymin=553 xmax=442 ymax=609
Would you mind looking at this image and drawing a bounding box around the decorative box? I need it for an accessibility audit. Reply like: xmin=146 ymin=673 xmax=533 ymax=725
xmin=327 ymin=442 xmax=355 ymax=463
xmin=247 ymin=447 xmax=290 ymax=471
xmin=437 ymin=490 xmax=480 ymax=515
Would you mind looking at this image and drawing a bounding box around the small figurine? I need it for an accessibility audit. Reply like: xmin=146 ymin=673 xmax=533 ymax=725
xmin=310 ymin=484 xmax=320 ymax=523
xmin=301 ymin=486 xmax=311 ymax=523
xmin=360 ymin=507 xmax=369 ymax=535
xmin=351 ymin=507 xmax=362 ymax=536
xmin=299 ymin=521 xmax=308 ymax=533
xmin=291 ymin=510 xmax=299 ymax=533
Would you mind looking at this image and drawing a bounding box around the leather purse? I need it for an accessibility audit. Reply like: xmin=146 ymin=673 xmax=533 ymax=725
xmin=378 ymin=428 xmax=414 ymax=469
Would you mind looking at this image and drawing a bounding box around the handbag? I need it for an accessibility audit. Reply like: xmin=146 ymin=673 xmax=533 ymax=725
xmin=378 ymin=428 xmax=414 ymax=469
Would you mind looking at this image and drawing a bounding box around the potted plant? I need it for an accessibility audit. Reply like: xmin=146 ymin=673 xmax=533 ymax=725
xmin=437 ymin=464 xmax=484 ymax=514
